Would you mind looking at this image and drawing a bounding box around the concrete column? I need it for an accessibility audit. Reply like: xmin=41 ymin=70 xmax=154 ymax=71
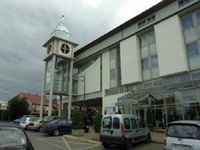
xmin=68 ymin=59 xmax=73 ymax=120
xmin=40 ymin=61 xmax=47 ymax=119
xmin=59 ymin=95 xmax=62 ymax=117
xmin=48 ymin=55 xmax=56 ymax=116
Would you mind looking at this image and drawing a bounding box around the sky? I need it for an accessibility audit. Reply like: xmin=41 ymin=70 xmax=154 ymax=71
xmin=0 ymin=0 xmax=162 ymax=101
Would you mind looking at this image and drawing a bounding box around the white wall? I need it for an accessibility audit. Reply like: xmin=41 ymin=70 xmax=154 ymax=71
xmin=102 ymin=93 xmax=128 ymax=114
xmin=155 ymin=15 xmax=189 ymax=76
xmin=102 ymin=51 xmax=110 ymax=92
xmin=77 ymin=57 xmax=101 ymax=95
xmin=120 ymin=35 xmax=142 ymax=85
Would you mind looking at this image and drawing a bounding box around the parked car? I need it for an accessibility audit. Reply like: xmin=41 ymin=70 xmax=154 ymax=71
xmin=100 ymin=114 xmax=151 ymax=150
xmin=40 ymin=117 xmax=72 ymax=136
xmin=20 ymin=116 xmax=38 ymax=129
xmin=163 ymin=120 xmax=200 ymax=150
xmin=0 ymin=122 xmax=34 ymax=150
xmin=27 ymin=118 xmax=44 ymax=131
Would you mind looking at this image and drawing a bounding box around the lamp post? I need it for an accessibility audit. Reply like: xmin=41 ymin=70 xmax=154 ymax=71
xmin=80 ymin=75 xmax=89 ymax=132
xmin=80 ymin=75 xmax=86 ymax=111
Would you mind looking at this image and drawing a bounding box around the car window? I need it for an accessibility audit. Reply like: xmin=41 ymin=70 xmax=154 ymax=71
xmin=137 ymin=119 xmax=146 ymax=128
xmin=0 ymin=127 xmax=27 ymax=147
xmin=124 ymin=118 xmax=131 ymax=129
xmin=102 ymin=117 xmax=112 ymax=128
xmin=131 ymin=118 xmax=137 ymax=129
xmin=58 ymin=119 xmax=67 ymax=125
xmin=167 ymin=124 xmax=200 ymax=139
xmin=113 ymin=117 xmax=120 ymax=129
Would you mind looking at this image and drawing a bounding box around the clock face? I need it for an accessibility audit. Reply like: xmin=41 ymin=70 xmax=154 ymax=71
xmin=47 ymin=45 xmax=51 ymax=54
xmin=60 ymin=43 xmax=70 ymax=54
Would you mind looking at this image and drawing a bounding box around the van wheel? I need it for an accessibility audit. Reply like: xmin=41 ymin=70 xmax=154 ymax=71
xmin=102 ymin=142 xmax=109 ymax=149
xmin=53 ymin=129 xmax=59 ymax=136
xmin=146 ymin=133 xmax=151 ymax=144
xmin=125 ymin=140 xmax=132 ymax=150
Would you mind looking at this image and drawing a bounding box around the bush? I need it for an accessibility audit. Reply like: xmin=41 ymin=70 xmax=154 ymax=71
xmin=146 ymin=107 xmax=154 ymax=129
xmin=93 ymin=112 xmax=102 ymax=133
xmin=72 ymin=111 xmax=82 ymax=129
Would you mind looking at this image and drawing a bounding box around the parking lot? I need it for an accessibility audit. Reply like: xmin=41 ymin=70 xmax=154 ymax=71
xmin=26 ymin=131 xmax=163 ymax=150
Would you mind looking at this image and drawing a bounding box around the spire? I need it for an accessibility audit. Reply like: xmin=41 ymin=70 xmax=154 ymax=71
xmin=50 ymin=15 xmax=71 ymax=40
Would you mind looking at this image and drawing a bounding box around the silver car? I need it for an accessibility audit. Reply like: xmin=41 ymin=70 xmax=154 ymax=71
xmin=163 ymin=120 xmax=200 ymax=150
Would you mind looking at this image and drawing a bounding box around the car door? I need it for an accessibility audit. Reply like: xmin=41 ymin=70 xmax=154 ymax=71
xmin=136 ymin=119 xmax=147 ymax=141
xmin=130 ymin=118 xmax=139 ymax=142
xmin=58 ymin=119 xmax=68 ymax=134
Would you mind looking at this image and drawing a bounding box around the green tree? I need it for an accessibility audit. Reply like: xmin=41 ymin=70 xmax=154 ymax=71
xmin=8 ymin=96 xmax=29 ymax=120
xmin=146 ymin=107 xmax=154 ymax=129
xmin=72 ymin=111 xmax=82 ymax=129
xmin=93 ymin=112 xmax=102 ymax=133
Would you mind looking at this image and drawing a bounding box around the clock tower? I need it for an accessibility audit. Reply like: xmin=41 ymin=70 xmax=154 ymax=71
xmin=40 ymin=16 xmax=78 ymax=119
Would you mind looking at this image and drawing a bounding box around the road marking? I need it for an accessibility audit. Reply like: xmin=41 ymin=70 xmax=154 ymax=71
xmin=66 ymin=141 xmax=96 ymax=146
xmin=62 ymin=136 xmax=72 ymax=150
xmin=38 ymin=138 xmax=64 ymax=149
xmin=80 ymin=144 xmax=101 ymax=150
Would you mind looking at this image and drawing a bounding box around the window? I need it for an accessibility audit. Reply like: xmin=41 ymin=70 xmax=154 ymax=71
xmin=124 ymin=118 xmax=131 ymax=129
xmin=131 ymin=118 xmax=137 ymax=129
xmin=138 ymin=15 xmax=156 ymax=28
xmin=178 ymin=0 xmax=193 ymax=7
xmin=186 ymin=41 xmax=199 ymax=57
xmin=113 ymin=117 xmax=120 ymax=129
xmin=137 ymin=119 xmax=146 ymax=128
xmin=182 ymin=9 xmax=200 ymax=70
xmin=102 ymin=117 xmax=112 ymax=128
xmin=139 ymin=30 xmax=159 ymax=80
xmin=110 ymin=47 xmax=121 ymax=88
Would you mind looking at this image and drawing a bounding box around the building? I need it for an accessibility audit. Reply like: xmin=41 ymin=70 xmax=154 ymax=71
xmin=67 ymin=0 xmax=200 ymax=129
xmin=12 ymin=93 xmax=58 ymax=116
xmin=42 ymin=0 xmax=200 ymax=128
xmin=0 ymin=100 xmax=8 ymax=111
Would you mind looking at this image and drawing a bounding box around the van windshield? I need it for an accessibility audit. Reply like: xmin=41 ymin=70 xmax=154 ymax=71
xmin=102 ymin=117 xmax=112 ymax=128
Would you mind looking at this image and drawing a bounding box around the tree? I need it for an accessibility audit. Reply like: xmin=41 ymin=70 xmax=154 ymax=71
xmin=146 ymin=107 xmax=154 ymax=129
xmin=8 ymin=96 xmax=30 ymax=120
xmin=93 ymin=112 xmax=102 ymax=133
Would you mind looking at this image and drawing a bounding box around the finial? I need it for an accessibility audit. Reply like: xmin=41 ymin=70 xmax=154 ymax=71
xmin=61 ymin=15 xmax=64 ymax=22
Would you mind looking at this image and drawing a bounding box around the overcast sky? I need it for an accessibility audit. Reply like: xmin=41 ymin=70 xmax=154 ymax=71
xmin=0 ymin=0 xmax=162 ymax=101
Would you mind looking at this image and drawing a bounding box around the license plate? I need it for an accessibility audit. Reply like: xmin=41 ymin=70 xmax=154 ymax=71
xmin=172 ymin=144 xmax=191 ymax=150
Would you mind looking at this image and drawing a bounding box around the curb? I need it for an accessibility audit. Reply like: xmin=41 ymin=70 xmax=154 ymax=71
xmin=63 ymin=135 xmax=101 ymax=145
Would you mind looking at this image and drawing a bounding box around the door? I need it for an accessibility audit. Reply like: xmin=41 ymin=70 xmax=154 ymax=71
xmin=130 ymin=118 xmax=139 ymax=141
xmin=136 ymin=119 xmax=148 ymax=141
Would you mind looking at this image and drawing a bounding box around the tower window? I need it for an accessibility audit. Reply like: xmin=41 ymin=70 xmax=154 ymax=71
xmin=60 ymin=43 xmax=70 ymax=54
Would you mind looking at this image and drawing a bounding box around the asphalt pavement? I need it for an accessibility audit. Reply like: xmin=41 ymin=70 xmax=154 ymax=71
xmin=26 ymin=131 xmax=163 ymax=150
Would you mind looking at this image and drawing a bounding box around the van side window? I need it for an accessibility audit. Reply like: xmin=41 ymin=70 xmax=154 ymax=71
xmin=124 ymin=118 xmax=131 ymax=129
xmin=131 ymin=118 xmax=137 ymax=129
xmin=103 ymin=117 xmax=112 ymax=128
xmin=113 ymin=117 xmax=120 ymax=129
xmin=137 ymin=119 xmax=146 ymax=128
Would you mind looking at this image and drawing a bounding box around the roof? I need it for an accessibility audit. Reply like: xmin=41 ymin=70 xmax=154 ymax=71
xmin=75 ymin=0 xmax=176 ymax=55
xmin=20 ymin=93 xmax=58 ymax=108
xmin=168 ymin=120 xmax=200 ymax=126
xmin=0 ymin=122 xmax=22 ymax=128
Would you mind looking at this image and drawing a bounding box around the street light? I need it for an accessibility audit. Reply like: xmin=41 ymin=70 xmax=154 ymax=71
xmin=80 ymin=75 xmax=89 ymax=132
xmin=80 ymin=75 xmax=86 ymax=111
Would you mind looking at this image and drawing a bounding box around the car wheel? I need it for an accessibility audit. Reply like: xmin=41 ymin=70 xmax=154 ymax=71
xmin=102 ymin=142 xmax=109 ymax=149
xmin=146 ymin=133 xmax=151 ymax=144
xmin=53 ymin=129 xmax=60 ymax=136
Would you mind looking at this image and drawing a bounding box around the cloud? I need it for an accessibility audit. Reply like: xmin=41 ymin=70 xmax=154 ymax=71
xmin=0 ymin=0 xmax=161 ymax=100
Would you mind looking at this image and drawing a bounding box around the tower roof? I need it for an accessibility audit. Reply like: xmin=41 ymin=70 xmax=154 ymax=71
xmin=50 ymin=16 xmax=71 ymax=40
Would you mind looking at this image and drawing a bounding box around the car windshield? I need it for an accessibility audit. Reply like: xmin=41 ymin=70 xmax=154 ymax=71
xmin=0 ymin=127 xmax=27 ymax=147
xmin=29 ymin=117 xmax=38 ymax=122
xmin=167 ymin=124 xmax=200 ymax=139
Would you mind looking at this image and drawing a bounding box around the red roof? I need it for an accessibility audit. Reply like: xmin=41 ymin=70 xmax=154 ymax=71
xmin=20 ymin=93 xmax=58 ymax=108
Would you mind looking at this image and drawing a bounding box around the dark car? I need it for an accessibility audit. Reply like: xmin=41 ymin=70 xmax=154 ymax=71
xmin=0 ymin=123 xmax=34 ymax=150
xmin=40 ymin=117 xmax=72 ymax=136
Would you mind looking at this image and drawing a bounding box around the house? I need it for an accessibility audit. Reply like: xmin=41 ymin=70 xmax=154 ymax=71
xmin=13 ymin=93 xmax=58 ymax=116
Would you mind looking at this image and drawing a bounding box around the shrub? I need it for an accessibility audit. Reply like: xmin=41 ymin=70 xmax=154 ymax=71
xmin=72 ymin=111 xmax=82 ymax=129
xmin=146 ymin=107 xmax=154 ymax=129
xmin=93 ymin=112 xmax=102 ymax=133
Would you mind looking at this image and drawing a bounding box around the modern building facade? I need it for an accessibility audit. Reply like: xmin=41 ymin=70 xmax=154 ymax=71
xmin=70 ymin=0 xmax=200 ymax=129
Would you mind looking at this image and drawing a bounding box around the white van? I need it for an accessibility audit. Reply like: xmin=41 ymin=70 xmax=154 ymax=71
xmin=100 ymin=114 xmax=151 ymax=150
